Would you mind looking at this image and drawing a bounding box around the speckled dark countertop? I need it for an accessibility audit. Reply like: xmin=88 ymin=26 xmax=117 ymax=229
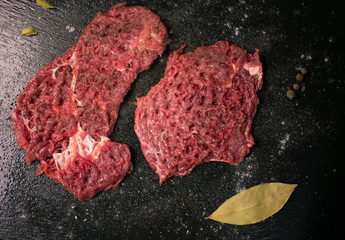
xmin=1 ymin=0 xmax=344 ymax=239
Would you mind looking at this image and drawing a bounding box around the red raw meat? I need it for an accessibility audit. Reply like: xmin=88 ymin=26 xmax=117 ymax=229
xmin=11 ymin=3 xmax=168 ymax=200
xmin=134 ymin=41 xmax=263 ymax=183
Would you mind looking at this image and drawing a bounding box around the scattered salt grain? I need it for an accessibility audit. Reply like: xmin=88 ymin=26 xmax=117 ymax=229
xmin=278 ymin=133 xmax=290 ymax=155
xmin=234 ymin=27 xmax=239 ymax=36
xmin=224 ymin=23 xmax=231 ymax=29
xmin=66 ymin=26 xmax=75 ymax=33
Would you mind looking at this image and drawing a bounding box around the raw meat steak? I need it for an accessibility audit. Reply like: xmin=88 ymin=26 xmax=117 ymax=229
xmin=134 ymin=41 xmax=263 ymax=183
xmin=11 ymin=3 xmax=168 ymax=200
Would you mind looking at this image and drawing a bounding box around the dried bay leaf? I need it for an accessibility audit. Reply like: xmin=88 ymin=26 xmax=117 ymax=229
xmin=206 ymin=182 xmax=298 ymax=225
xmin=36 ymin=0 xmax=55 ymax=9
xmin=21 ymin=28 xmax=38 ymax=36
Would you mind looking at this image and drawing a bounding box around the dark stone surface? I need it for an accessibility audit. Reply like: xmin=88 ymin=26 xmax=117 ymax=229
xmin=0 ymin=0 xmax=344 ymax=239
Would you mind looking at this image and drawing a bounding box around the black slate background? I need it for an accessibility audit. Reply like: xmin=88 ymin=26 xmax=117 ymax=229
xmin=1 ymin=0 xmax=344 ymax=239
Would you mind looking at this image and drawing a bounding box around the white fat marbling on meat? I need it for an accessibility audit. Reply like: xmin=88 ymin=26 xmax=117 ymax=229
xmin=53 ymin=126 xmax=109 ymax=170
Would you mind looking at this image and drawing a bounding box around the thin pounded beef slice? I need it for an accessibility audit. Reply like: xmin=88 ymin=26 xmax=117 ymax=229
xmin=135 ymin=41 xmax=263 ymax=183
xmin=12 ymin=3 xmax=168 ymax=200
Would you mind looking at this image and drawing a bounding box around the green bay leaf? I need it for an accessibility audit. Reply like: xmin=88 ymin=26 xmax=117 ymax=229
xmin=36 ymin=0 xmax=55 ymax=9
xmin=21 ymin=28 xmax=38 ymax=36
xmin=206 ymin=182 xmax=298 ymax=225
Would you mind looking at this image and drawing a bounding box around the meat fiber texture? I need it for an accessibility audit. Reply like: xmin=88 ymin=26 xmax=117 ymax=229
xmin=11 ymin=3 xmax=168 ymax=200
xmin=135 ymin=41 xmax=263 ymax=183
